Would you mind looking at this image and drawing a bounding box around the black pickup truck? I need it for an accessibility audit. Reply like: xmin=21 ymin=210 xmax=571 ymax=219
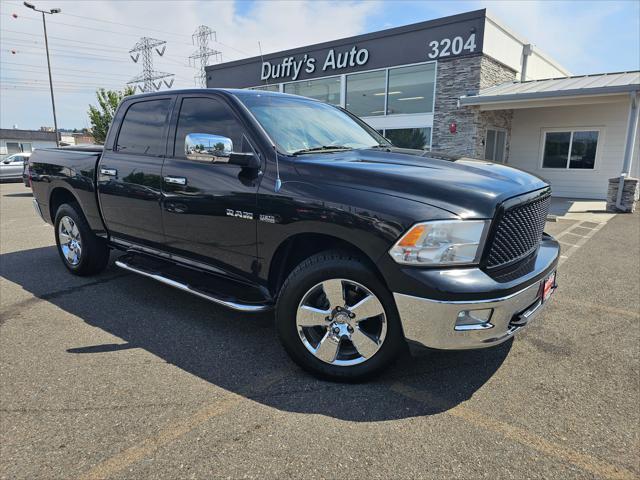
xmin=29 ymin=89 xmax=559 ymax=380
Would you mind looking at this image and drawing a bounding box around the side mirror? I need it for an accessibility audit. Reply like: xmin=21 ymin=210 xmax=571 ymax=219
xmin=185 ymin=133 xmax=233 ymax=163
xmin=229 ymin=152 xmax=260 ymax=169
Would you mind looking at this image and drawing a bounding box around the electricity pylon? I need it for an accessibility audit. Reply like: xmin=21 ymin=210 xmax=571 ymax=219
xmin=189 ymin=26 xmax=221 ymax=87
xmin=128 ymin=37 xmax=174 ymax=93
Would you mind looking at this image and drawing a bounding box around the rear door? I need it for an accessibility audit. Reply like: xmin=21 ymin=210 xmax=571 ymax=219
xmin=97 ymin=96 xmax=174 ymax=247
xmin=161 ymin=93 xmax=262 ymax=278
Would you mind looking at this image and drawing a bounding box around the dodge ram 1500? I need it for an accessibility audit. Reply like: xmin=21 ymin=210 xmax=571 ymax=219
xmin=29 ymin=89 xmax=558 ymax=380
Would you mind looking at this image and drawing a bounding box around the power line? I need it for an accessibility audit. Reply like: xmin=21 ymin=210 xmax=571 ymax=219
xmin=3 ymin=10 xmax=251 ymax=59
xmin=2 ymin=29 xmax=141 ymax=51
xmin=0 ymin=61 xmax=135 ymax=79
xmin=3 ymin=0 xmax=194 ymax=40
xmin=1 ymin=12 xmax=193 ymax=44
xmin=3 ymin=35 xmax=129 ymax=55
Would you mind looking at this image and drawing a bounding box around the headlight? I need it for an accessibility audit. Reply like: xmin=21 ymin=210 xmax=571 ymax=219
xmin=389 ymin=220 xmax=489 ymax=266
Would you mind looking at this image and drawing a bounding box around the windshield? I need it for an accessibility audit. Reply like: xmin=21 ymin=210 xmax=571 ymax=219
xmin=234 ymin=92 xmax=388 ymax=155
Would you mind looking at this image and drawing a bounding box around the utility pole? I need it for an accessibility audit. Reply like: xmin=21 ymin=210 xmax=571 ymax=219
xmin=127 ymin=37 xmax=174 ymax=93
xmin=23 ymin=2 xmax=60 ymax=146
xmin=189 ymin=26 xmax=220 ymax=87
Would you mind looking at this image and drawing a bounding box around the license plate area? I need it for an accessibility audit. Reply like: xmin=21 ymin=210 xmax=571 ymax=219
xmin=510 ymin=271 xmax=556 ymax=327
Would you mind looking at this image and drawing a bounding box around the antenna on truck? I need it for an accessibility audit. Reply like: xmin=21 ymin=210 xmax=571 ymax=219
xmin=258 ymin=40 xmax=281 ymax=192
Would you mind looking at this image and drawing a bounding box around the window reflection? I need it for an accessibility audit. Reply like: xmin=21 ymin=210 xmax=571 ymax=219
xmin=283 ymin=77 xmax=341 ymax=105
xmin=387 ymin=63 xmax=435 ymax=114
xmin=384 ymin=127 xmax=431 ymax=150
xmin=345 ymin=70 xmax=386 ymax=117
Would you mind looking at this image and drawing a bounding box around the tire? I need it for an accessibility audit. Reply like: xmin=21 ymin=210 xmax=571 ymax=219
xmin=276 ymin=250 xmax=404 ymax=382
xmin=54 ymin=202 xmax=110 ymax=276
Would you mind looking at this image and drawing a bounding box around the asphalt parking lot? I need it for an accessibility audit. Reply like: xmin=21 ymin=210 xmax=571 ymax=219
xmin=1 ymin=181 xmax=638 ymax=480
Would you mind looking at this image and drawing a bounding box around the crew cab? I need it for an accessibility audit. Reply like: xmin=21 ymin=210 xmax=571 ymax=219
xmin=28 ymin=89 xmax=559 ymax=380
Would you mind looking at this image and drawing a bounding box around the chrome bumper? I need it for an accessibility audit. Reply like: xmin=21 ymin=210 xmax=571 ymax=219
xmin=393 ymin=279 xmax=553 ymax=350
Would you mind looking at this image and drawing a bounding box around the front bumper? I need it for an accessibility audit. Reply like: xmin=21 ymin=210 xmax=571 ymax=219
xmin=391 ymin=236 xmax=559 ymax=350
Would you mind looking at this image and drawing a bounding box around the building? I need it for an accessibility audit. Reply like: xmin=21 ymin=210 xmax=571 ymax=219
xmin=0 ymin=128 xmax=58 ymax=159
xmin=205 ymin=9 xmax=639 ymax=200
xmin=59 ymin=131 xmax=95 ymax=146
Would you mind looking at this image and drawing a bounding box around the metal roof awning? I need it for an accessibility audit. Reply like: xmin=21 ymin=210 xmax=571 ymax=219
xmin=460 ymin=71 xmax=640 ymax=107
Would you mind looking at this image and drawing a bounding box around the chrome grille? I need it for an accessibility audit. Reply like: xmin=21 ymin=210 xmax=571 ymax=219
xmin=486 ymin=191 xmax=551 ymax=269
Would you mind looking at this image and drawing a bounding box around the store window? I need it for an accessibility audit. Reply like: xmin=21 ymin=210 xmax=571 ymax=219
xmin=542 ymin=130 xmax=598 ymax=169
xmin=284 ymin=77 xmax=341 ymax=105
xmin=252 ymin=84 xmax=279 ymax=92
xmin=6 ymin=142 xmax=21 ymax=154
xmin=485 ymin=129 xmax=506 ymax=163
xmin=383 ymin=127 xmax=431 ymax=150
xmin=386 ymin=63 xmax=436 ymax=115
xmin=345 ymin=70 xmax=386 ymax=117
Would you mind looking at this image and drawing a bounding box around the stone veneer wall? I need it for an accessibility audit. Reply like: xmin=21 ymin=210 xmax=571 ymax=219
xmin=432 ymin=55 xmax=516 ymax=160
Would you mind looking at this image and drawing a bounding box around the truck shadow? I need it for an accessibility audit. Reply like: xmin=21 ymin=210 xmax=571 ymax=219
xmin=1 ymin=246 xmax=511 ymax=422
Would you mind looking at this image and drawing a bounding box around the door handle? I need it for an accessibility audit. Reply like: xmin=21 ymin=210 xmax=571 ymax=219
xmin=164 ymin=176 xmax=187 ymax=186
xmin=100 ymin=168 xmax=117 ymax=176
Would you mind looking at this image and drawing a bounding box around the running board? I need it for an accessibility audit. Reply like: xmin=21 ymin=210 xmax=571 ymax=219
xmin=115 ymin=258 xmax=271 ymax=313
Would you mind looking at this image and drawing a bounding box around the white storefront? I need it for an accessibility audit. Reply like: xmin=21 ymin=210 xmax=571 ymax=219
xmin=460 ymin=72 xmax=640 ymax=199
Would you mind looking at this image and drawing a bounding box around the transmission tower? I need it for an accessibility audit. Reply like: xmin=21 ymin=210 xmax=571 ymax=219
xmin=189 ymin=25 xmax=221 ymax=87
xmin=127 ymin=37 xmax=175 ymax=93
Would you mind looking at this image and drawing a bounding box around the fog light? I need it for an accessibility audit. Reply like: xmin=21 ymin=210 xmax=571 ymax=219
xmin=455 ymin=308 xmax=493 ymax=331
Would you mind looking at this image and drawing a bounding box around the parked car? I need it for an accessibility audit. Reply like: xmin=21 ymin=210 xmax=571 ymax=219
xmin=0 ymin=152 xmax=31 ymax=182
xmin=29 ymin=89 xmax=559 ymax=381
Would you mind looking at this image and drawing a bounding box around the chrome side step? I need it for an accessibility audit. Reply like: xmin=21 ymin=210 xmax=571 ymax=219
xmin=115 ymin=259 xmax=271 ymax=313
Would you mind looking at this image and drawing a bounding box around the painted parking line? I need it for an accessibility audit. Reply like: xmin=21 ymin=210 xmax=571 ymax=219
xmin=391 ymin=383 xmax=637 ymax=480
xmin=554 ymin=220 xmax=608 ymax=267
xmin=77 ymin=371 xmax=286 ymax=480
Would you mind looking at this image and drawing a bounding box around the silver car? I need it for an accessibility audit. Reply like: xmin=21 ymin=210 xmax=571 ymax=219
xmin=0 ymin=152 xmax=31 ymax=181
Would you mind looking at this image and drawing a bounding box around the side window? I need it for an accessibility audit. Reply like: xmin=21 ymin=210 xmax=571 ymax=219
xmin=174 ymin=97 xmax=250 ymax=158
xmin=116 ymin=99 xmax=171 ymax=156
xmin=6 ymin=142 xmax=21 ymax=155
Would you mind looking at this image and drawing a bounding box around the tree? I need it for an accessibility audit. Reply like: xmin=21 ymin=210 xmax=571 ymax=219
xmin=88 ymin=86 xmax=135 ymax=144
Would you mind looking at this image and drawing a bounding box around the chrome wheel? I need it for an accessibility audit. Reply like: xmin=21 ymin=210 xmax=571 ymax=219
xmin=296 ymin=278 xmax=387 ymax=366
xmin=58 ymin=216 xmax=82 ymax=266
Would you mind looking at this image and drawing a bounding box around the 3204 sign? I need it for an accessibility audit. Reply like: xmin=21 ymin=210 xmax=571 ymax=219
xmin=427 ymin=33 xmax=477 ymax=59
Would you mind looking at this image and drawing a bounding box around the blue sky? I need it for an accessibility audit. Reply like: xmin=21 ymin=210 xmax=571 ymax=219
xmin=1 ymin=0 xmax=639 ymax=130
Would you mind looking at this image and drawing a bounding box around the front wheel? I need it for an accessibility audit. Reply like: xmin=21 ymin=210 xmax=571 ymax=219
xmin=276 ymin=250 xmax=404 ymax=381
xmin=54 ymin=203 xmax=110 ymax=276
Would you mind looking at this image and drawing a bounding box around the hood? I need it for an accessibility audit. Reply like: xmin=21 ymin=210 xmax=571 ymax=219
xmin=293 ymin=149 xmax=549 ymax=218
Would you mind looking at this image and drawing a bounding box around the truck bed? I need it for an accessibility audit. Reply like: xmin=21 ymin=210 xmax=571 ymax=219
xmin=29 ymin=147 xmax=106 ymax=235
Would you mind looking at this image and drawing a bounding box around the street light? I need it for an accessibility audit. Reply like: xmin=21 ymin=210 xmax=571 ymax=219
xmin=23 ymin=2 xmax=61 ymax=146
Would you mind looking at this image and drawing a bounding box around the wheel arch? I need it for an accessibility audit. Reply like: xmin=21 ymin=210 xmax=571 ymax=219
xmin=267 ymin=232 xmax=389 ymax=298
xmin=49 ymin=186 xmax=81 ymax=223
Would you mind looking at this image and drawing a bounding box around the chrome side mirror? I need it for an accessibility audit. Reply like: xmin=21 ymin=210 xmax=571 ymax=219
xmin=185 ymin=133 xmax=233 ymax=163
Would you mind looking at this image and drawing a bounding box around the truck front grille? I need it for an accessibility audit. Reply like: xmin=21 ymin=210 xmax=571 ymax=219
xmin=485 ymin=190 xmax=551 ymax=270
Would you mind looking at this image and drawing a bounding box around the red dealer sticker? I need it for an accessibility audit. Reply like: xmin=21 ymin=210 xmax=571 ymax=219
xmin=543 ymin=272 xmax=556 ymax=302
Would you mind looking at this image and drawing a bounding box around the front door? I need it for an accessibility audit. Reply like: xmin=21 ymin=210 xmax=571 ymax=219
xmin=97 ymin=96 xmax=173 ymax=246
xmin=161 ymin=94 xmax=261 ymax=278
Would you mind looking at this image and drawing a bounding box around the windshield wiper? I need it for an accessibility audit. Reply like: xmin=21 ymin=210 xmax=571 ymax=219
xmin=292 ymin=145 xmax=353 ymax=155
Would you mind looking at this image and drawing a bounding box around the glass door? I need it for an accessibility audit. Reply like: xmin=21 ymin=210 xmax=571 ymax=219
xmin=485 ymin=128 xmax=507 ymax=163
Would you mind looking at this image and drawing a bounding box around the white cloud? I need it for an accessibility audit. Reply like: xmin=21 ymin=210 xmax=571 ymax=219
xmin=0 ymin=0 xmax=381 ymax=129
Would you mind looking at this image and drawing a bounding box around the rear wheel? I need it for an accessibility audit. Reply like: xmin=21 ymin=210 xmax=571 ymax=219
xmin=276 ymin=250 xmax=404 ymax=381
xmin=54 ymin=203 xmax=110 ymax=276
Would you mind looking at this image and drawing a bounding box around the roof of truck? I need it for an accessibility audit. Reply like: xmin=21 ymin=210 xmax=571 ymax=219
xmin=125 ymin=88 xmax=311 ymax=102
